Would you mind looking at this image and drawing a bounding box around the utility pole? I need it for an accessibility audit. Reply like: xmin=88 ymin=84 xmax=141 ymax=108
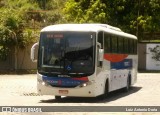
xmin=137 ymin=0 xmax=140 ymax=39
xmin=137 ymin=0 xmax=142 ymax=41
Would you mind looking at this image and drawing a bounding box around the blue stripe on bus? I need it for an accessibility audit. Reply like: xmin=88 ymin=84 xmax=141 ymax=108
xmin=111 ymin=59 xmax=132 ymax=69
xmin=42 ymin=76 xmax=87 ymax=87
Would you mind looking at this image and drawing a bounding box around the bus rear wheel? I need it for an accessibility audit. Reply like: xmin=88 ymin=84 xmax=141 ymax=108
xmin=55 ymin=96 xmax=61 ymax=100
xmin=124 ymin=76 xmax=131 ymax=92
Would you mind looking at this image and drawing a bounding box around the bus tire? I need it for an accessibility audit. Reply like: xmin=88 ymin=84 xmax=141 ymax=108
xmin=124 ymin=75 xmax=131 ymax=92
xmin=99 ymin=79 xmax=109 ymax=99
xmin=55 ymin=96 xmax=61 ymax=100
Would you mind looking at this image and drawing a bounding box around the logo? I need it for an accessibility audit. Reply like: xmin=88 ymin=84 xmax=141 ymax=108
xmin=2 ymin=107 xmax=11 ymax=112
xmin=66 ymin=65 xmax=72 ymax=71
xmin=1 ymin=107 xmax=42 ymax=112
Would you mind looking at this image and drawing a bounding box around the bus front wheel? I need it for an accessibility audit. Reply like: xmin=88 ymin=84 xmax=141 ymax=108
xmin=99 ymin=79 xmax=108 ymax=99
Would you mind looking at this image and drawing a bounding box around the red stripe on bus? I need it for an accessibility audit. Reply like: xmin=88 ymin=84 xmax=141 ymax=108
xmin=72 ymin=77 xmax=88 ymax=81
xmin=104 ymin=54 xmax=128 ymax=62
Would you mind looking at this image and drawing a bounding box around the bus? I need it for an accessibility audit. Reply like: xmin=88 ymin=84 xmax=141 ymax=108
xmin=31 ymin=24 xmax=138 ymax=99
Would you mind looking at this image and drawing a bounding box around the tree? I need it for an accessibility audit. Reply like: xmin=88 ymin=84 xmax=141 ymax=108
xmin=63 ymin=0 xmax=160 ymax=41
xmin=128 ymin=0 xmax=160 ymax=41
xmin=0 ymin=0 xmax=67 ymax=61
xmin=0 ymin=0 xmax=39 ymax=60
xmin=63 ymin=0 xmax=109 ymax=23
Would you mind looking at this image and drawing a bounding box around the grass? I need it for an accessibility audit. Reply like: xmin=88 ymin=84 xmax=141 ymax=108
xmin=139 ymin=40 xmax=160 ymax=43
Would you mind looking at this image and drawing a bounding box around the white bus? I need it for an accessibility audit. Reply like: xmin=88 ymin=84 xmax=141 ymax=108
xmin=31 ymin=24 xmax=138 ymax=99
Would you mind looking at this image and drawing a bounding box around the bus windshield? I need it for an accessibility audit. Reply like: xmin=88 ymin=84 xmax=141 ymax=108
xmin=38 ymin=32 xmax=95 ymax=76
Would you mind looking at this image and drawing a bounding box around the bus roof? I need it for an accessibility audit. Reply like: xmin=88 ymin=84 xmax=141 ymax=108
xmin=41 ymin=24 xmax=137 ymax=39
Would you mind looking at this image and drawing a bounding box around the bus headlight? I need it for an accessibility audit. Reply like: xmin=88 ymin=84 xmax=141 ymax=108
xmin=79 ymin=81 xmax=92 ymax=87
xmin=42 ymin=82 xmax=46 ymax=85
xmin=37 ymin=79 xmax=49 ymax=86
xmin=42 ymin=81 xmax=49 ymax=86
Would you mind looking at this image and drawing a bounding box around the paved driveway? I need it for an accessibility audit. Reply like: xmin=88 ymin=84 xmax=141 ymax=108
xmin=0 ymin=73 xmax=160 ymax=114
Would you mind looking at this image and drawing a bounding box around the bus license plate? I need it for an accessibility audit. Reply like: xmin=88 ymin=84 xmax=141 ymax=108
xmin=59 ymin=90 xmax=68 ymax=94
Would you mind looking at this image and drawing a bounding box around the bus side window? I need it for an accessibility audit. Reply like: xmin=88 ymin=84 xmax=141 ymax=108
xmin=111 ymin=36 xmax=117 ymax=53
xmin=128 ymin=39 xmax=133 ymax=54
xmin=124 ymin=38 xmax=128 ymax=54
xmin=104 ymin=33 xmax=111 ymax=53
xmin=118 ymin=37 xmax=124 ymax=53
xmin=98 ymin=31 xmax=104 ymax=49
xmin=97 ymin=31 xmax=104 ymax=67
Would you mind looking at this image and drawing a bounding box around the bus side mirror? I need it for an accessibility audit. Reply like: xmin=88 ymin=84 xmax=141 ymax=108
xmin=98 ymin=49 xmax=104 ymax=62
xmin=31 ymin=42 xmax=39 ymax=62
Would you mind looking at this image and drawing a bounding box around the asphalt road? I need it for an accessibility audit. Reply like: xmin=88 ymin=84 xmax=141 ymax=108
xmin=0 ymin=73 xmax=160 ymax=114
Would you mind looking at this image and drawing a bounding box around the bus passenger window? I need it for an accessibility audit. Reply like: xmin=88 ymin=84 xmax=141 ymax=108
xmin=124 ymin=38 xmax=128 ymax=53
xmin=112 ymin=36 xmax=117 ymax=53
xmin=104 ymin=34 xmax=111 ymax=53
xmin=128 ymin=39 xmax=131 ymax=54
xmin=118 ymin=37 xmax=124 ymax=53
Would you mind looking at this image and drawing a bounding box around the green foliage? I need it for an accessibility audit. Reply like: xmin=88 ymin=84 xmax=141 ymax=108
xmin=63 ymin=0 xmax=160 ymax=41
xmin=84 ymin=0 xmax=108 ymax=23
xmin=0 ymin=25 xmax=13 ymax=61
xmin=0 ymin=0 xmax=67 ymax=61
xmin=0 ymin=46 xmax=10 ymax=61
xmin=45 ymin=0 xmax=67 ymax=24
xmin=63 ymin=0 xmax=108 ymax=23
xmin=0 ymin=0 xmax=39 ymax=60
xmin=0 ymin=0 xmax=160 ymax=61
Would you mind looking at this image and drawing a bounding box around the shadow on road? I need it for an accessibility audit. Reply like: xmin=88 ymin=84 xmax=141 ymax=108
xmin=39 ymin=86 xmax=142 ymax=103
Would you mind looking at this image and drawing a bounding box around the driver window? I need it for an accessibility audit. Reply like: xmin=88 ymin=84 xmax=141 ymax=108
xmin=97 ymin=31 xmax=104 ymax=67
xmin=98 ymin=31 xmax=104 ymax=49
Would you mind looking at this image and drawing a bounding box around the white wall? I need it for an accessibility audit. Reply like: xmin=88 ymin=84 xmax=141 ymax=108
xmin=146 ymin=44 xmax=160 ymax=70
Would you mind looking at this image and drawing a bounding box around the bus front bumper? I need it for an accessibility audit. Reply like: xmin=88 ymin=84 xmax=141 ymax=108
xmin=37 ymin=79 xmax=97 ymax=97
